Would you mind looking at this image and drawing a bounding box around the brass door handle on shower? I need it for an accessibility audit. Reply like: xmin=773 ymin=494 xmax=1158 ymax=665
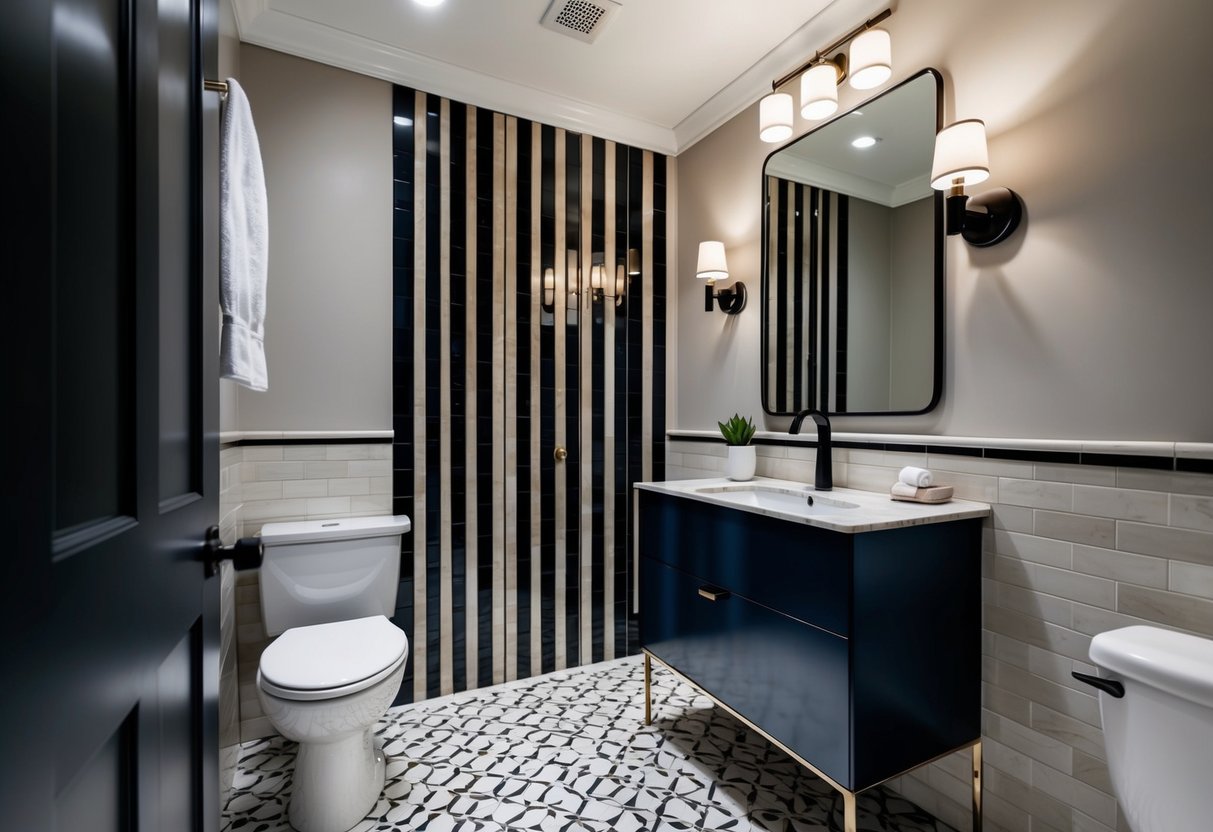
xmin=553 ymin=446 xmax=567 ymax=463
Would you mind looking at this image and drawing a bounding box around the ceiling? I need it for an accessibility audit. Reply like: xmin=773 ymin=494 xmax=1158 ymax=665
xmin=231 ymin=0 xmax=888 ymax=155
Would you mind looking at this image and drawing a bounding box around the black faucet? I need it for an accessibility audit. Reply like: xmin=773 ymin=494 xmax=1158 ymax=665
xmin=789 ymin=409 xmax=833 ymax=491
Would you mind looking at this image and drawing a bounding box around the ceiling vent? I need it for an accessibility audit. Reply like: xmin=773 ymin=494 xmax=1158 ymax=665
xmin=540 ymin=0 xmax=621 ymax=44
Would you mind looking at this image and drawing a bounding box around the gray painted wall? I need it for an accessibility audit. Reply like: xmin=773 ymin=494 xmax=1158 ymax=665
xmin=888 ymin=196 xmax=933 ymax=411
xmin=218 ymin=0 xmax=240 ymax=434
xmin=676 ymin=0 xmax=1213 ymax=441
xmin=845 ymin=197 xmax=892 ymax=411
xmin=232 ymin=45 xmax=393 ymax=432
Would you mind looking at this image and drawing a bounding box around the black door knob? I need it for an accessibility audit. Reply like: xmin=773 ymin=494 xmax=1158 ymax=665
xmin=203 ymin=525 xmax=263 ymax=578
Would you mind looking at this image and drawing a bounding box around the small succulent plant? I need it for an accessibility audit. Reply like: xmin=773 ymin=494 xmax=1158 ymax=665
xmin=718 ymin=413 xmax=756 ymax=447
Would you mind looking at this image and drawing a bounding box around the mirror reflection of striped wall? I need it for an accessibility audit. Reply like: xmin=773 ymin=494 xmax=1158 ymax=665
xmin=391 ymin=87 xmax=668 ymax=704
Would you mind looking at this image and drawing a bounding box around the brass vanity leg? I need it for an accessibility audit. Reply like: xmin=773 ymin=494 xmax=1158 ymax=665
xmin=972 ymin=741 xmax=983 ymax=831
xmin=842 ymin=790 xmax=857 ymax=832
xmin=643 ymin=652 xmax=652 ymax=726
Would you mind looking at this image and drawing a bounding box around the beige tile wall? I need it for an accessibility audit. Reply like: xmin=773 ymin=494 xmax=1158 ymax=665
xmin=220 ymin=442 xmax=394 ymax=741
xmin=669 ymin=439 xmax=1213 ymax=832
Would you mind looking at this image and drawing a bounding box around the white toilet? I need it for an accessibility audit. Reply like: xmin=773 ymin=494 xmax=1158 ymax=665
xmin=256 ymin=515 xmax=411 ymax=832
xmin=1085 ymin=625 xmax=1213 ymax=832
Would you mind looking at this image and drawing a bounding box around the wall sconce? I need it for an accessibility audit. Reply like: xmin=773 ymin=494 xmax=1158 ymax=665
xmin=589 ymin=254 xmax=607 ymax=303
xmin=697 ymin=241 xmax=746 ymax=315
xmin=930 ymin=119 xmax=1024 ymax=247
xmin=760 ymin=8 xmax=893 ymax=143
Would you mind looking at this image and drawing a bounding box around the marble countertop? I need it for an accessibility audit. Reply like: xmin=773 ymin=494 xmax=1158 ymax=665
xmin=635 ymin=477 xmax=991 ymax=534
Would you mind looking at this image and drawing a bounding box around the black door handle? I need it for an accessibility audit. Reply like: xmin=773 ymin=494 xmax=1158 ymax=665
xmin=1072 ymin=671 xmax=1125 ymax=698
xmin=203 ymin=525 xmax=263 ymax=578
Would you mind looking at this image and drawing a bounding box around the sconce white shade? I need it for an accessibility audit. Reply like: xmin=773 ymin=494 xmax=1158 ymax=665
xmin=800 ymin=63 xmax=839 ymax=121
xmin=615 ymin=265 xmax=627 ymax=304
xmin=589 ymin=263 xmax=606 ymax=292
xmin=696 ymin=241 xmax=729 ymax=281
xmin=849 ymin=29 xmax=892 ymax=90
xmin=930 ymin=119 xmax=991 ymax=190
xmin=626 ymin=248 xmax=640 ymax=276
xmin=543 ymin=267 xmax=555 ymax=307
xmin=759 ymin=93 xmax=794 ymax=143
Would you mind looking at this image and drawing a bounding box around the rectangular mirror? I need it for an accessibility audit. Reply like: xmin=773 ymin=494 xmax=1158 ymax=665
xmin=761 ymin=69 xmax=943 ymax=416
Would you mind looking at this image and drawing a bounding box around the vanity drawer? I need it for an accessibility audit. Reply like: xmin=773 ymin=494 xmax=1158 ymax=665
xmin=639 ymin=490 xmax=852 ymax=636
xmin=640 ymin=556 xmax=851 ymax=787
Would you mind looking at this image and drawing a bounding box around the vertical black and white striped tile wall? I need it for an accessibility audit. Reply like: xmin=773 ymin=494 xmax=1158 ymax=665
xmin=764 ymin=178 xmax=848 ymax=414
xmin=391 ymin=87 xmax=667 ymax=704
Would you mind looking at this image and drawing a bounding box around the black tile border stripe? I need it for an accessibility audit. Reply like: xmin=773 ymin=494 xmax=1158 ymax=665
xmin=674 ymin=435 xmax=1187 ymax=473
xmin=1178 ymin=457 xmax=1213 ymax=475
xmin=221 ymin=436 xmax=393 ymax=448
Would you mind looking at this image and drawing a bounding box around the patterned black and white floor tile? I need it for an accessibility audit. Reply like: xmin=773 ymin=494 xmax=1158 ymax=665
xmin=222 ymin=656 xmax=952 ymax=832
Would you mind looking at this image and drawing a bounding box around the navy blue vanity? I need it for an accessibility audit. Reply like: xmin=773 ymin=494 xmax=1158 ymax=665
xmin=637 ymin=479 xmax=989 ymax=832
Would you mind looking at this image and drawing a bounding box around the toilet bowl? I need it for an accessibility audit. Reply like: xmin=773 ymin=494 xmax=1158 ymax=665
xmin=1083 ymin=625 xmax=1213 ymax=832
xmin=255 ymin=515 xmax=411 ymax=832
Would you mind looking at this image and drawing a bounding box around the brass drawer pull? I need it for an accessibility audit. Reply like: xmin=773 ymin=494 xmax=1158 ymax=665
xmin=698 ymin=586 xmax=731 ymax=602
xmin=554 ymin=446 xmax=568 ymax=462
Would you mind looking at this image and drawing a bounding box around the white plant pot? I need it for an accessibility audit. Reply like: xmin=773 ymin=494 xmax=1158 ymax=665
xmin=724 ymin=445 xmax=756 ymax=481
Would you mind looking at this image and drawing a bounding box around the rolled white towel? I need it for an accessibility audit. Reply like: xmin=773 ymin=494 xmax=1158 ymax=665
xmin=899 ymin=466 xmax=933 ymax=487
xmin=890 ymin=482 xmax=920 ymax=498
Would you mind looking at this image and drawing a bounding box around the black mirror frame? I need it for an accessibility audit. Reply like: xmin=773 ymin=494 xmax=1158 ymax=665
xmin=759 ymin=68 xmax=945 ymax=418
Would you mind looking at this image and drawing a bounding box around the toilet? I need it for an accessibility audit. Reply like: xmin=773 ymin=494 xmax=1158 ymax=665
xmin=1085 ymin=625 xmax=1213 ymax=832
xmin=256 ymin=515 xmax=411 ymax=832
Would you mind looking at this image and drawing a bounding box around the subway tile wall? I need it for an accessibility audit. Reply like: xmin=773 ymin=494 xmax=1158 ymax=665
xmin=220 ymin=442 xmax=394 ymax=741
xmin=668 ymin=438 xmax=1213 ymax=832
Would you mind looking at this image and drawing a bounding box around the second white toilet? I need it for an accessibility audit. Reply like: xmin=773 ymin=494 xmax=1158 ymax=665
xmin=255 ymin=515 xmax=411 ymax=832
xmin=1083 ymin=625 xmax=1213 ymax=832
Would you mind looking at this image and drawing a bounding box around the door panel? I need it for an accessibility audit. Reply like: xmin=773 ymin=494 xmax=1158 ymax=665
xmin=1 ymin=0 xmax=220 ymax=828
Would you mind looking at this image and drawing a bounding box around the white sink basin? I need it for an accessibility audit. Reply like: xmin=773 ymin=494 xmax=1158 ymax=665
xmin=693 ymin=483 xmax=860 ymax=515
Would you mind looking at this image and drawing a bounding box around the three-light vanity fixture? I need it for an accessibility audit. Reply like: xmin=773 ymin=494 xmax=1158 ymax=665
xmin=759 ymin=9 xmax=893 ymax=143
xmin=697 ymin=241 xmax=746 ymax=315
xmin=542 ymin=249 xmax=639 ymax=313
xmin=930 ymin=119 xmax=1024 ymax=247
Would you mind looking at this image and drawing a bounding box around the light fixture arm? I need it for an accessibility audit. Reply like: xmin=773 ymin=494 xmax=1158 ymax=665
xmin=704 ymin=280 xmax=747 ymax=315
xmin=770 ymin=8 xmax=892 ymax=91
xmin=946 ymin=187 xmax=1024 ymax=247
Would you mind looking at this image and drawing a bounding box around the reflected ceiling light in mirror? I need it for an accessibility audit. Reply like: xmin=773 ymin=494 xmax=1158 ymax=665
xmin=931 ymin=119 xmax=1024 ymax=246
xmin=696 ymin=241 xmax=746 ymax=315
xmin=759 ymin=9 xmax=894 ymax=143
xmin=849 ymin=29 xmax=892 ymax=89
xmin=759 ymin=93 xmax=794 ymax=143
xmin=393 ymin=116 xmax=413 ymax=127
xmin=800 ymin=63 xmax=840 ymax=121
xmin=851 ymin=135 xmax=879 ymax=149
xmin=412 ymin=0 xmax=446 ymax=6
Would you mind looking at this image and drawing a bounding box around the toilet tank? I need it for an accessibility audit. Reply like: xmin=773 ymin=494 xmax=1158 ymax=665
xmin=258 ymin=515 xmax=411 ymax=636
xmin=1089 ymin=626 xmax=1213 ymax=832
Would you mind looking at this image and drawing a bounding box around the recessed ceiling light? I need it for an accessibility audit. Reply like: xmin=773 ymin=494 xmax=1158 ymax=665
xmin=393 ymin=116 xmax=413 ymax=127
xmin=851 ymin=136 xmax=879 ymax=149
xmin=413 ymin=0 xmax=445 ymax=7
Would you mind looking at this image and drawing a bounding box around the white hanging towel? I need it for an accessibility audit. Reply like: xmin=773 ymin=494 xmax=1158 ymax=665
xmin=219 ymin=78 xmax=269 ymax=391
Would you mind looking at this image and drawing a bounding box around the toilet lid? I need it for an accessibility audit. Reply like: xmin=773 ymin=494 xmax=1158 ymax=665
xmin=259 ymin=615 xmax=408 ymax=696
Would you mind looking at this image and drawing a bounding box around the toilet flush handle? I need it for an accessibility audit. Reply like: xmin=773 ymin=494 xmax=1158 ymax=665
xmin=1072 ymin=671 xmax=1125 ymax=698
xmin=202 ymin=525 xmax=264 ymax=578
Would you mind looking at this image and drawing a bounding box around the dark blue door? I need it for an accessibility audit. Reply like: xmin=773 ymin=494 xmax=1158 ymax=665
xmin=1 ymin=0 xmax=222 ymax=828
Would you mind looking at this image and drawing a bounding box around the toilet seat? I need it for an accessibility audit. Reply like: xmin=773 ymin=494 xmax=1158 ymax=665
xmin=259 ymin=615 xmax=408 ymax=702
